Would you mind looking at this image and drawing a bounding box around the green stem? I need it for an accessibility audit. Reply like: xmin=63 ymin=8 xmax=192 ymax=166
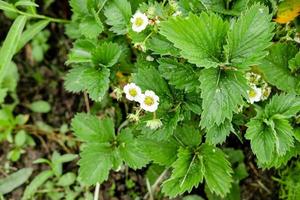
xmin=16 ymin=10 xmax=69 ymax=23
xmin=97 ymin=0 xmax=108 ymax=14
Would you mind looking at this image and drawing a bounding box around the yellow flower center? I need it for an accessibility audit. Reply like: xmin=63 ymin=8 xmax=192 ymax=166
xmin=129 ymin=89 xmax=137 ymax=97
xmin=249 ymin=89 xmax=257 ymax=98
xmin=144 ymin=96 xmax=154 ymax=106
xmin=135 ymin=17 xmax=144 ymax=27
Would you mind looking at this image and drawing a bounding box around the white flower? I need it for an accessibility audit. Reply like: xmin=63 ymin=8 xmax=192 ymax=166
xmin=146 ymin=119 xmax=163 ymax=130
xmin=131 ymin=11 xmax=149 ymax=32
xmin=247 ymin=85 xmax=262 ymax=104
xmin=139 ymin=90 xmax=159 ymax=112
xmin=123 ymin=83 xmax=142 ymax=101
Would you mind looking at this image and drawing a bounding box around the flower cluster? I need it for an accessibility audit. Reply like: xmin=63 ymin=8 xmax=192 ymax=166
xmin=246 ymin=72 xmax=271 ymax=104
xmin=123 ymin=83 xmax=159 ymax=112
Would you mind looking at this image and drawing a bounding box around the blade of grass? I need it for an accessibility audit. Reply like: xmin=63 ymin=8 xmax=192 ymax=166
xmin=0 ymin=0 xmax=18 ymax=12
xmin=16 ymin=19 xmax=50 ymax=53
xmin=0 ymin=15 xmax=27 ymax=84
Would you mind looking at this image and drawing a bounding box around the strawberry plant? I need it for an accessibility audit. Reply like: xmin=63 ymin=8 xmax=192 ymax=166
xmin=64 ymin=0 xmax=300 ymax=198
xmin=0 ymin=0 xmax=300 ymax=199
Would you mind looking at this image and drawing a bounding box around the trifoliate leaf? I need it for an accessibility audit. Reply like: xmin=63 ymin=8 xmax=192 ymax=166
xmin=245 ymin=94 xmax=298 ymax=165
xmin=117 ymin=129 xmax=149 ymax=169
xmin=206 ymin=120 xmax=233 ymax=145
xmin=78 ymin=143 xmax=113 ymax=185
xmin=160 ymin=12 xmax=229 ymax=68
xmin=71 ymin=113 xmax=115 ymax=143
xmin=201 ymin=144 xmax=233 ymax=197
xmin=199 ymin=68 xmax=248 ymax=128
xmin=64 ymin=66 xmax=110 ymax=102
xmin=246 ymin=117 xmax=295 ymax=164
xmin=162 ymin=144 xmax=233 ymax=197
xmin=91 ymin=42 xmax=121 ymax=67
xmin=224 ymin=4 xmax=274 ymax=70
xmin=162 ymin=147 xmax=205 ymax=197
xmin=104 ymin=0 xmax=132 ymax=35
xmin=258 ymin=43 xmax=300 ymax=94
xmin=158 ymin=58 xmax=200 ymax=93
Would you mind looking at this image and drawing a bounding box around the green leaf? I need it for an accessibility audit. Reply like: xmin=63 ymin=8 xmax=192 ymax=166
xmin=69 ymin=0 xmax=88 ymax=16
xmin=264 ymin=94 xmax=300 ymax=118
xmin=245 ymin=101 xmax=295 ymax=165
xmin=15 ymin=130 xmax=27 ymax=147
xmin=1 ymin=62 xmax=19 ymax=92
xmin=289 ymin=51 xmax=300 ymax=72
xmin=117 ymin=129 xmax=149 ymax=169
xmin=158 ymin=58 xmax=200 ymax=93
xmin=15 ymin=0 xmax=39 ymax=7
xmin=22 ymin=170 xmax=53 ymax=200
xmin=133 ymin=65 xmax=171 ymax=98
xmin=138 ymin=137 xmax=178 ymax=166
xmin=160 ymin=12 xmax=228 ymax=68
xmin=206 ymin=120 xmax=233 ymax=145
xmin=29 ymin=100 xmax=51 ymax=113
xmin=78 ymin=143 xmax=113 ymax=185
xmin=0 ymin=16 xmax=27 ymax=84
xmin=245 ymin=94 xmax=300 ymax=165
xmin=64 ymin=66 xmax=110 ymax=102
xmin=66 ymin=39 xmax=95 ymax=65
xmin=173 ymin=124 xmax=201 ymax=148
xmin=71 ymin=113 xmax=115 ymax=143
xmin=16 ymin=20 xmax=50 ymax=53
xmin=258 ymin=43 xmax=300 ymax=94
xmin=0 ymin=1 xmax=17 ymax=12
xmin=199 ymin=68 xmax=248 ymax=128
xmin=146 ymin=34 xmax=180 ymax=56
xmin=0 ymin=168 xmax=32 ymax=194
xmin=0 ymin=88 xmax=7 ymax=104
xmin=91 ymin=42 xmax=121 ymax=67
xmin=245 ymin=119 xmax=275 ymax=163
xmin=104 ymin=0 xmax=132 ymax=35
xmin=163 ymin=144 xmax=233 ymax=197
xmin=57 ymin=172 xmax=76 ymax=187
xmin=201 ymin=144 xmax=233 ymax=197
xmin=56 ymin=154 xmax=78 ymax=163
xmin=162 ymin=147 xmax=205 ymax=197
xmin=79 ymin=15 xmax=103 ymax=39
xmin=224 ymin=4 xmax=274 ymax=69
